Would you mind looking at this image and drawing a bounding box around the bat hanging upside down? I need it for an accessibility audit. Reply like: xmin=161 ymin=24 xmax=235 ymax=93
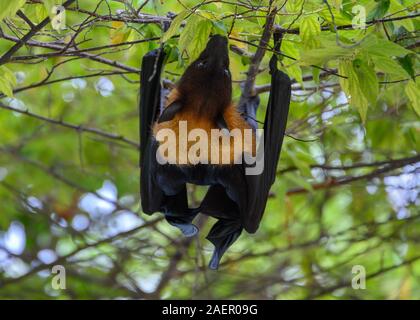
xmin=140 ymin=34 xmax=291 ymax=269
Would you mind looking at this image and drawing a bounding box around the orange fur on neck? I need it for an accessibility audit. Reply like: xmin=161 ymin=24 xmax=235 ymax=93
xmin=152 ymin=88 xmax=256 ymax=165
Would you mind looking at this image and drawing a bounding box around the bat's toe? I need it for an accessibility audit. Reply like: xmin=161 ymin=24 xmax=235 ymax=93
xmin=172 ymin=222 xmax=199 ymax=237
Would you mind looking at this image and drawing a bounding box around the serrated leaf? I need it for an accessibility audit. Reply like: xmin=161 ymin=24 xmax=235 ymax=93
xmin=370 ymin=55 xmax=411 ymax=78
xmin=0 ymin=66 xmax=16 ymax=98
xmin=353 ymin=58 xmax=378 ymax=107
xmin=178 ymin=15 xmax=212 ymax=61
xmin=397 ymin=55 xmax=416 ymax=80
xmin=319 ymin=6 xmax=352 ymax=26
xmin=1 ymin=66 xmax=17 ymax=87
xmin=363 ymin=35 xmax=412 ymax=57
xmin=332 ymin=0 xmax=342 ymax=9
xmin=36 ymin=3 xmax=48 ymax=22
xmin=22 ymin=4 xmax=40 ymax=24
xmin=405 ymin=80 xmax=420 ymax=116
xmin=281 ymin=40 xmax=302 ymax=83
xmin=286 ymin=0 xmax=305 ymax=13
xmin=161 ymin=10 xmax=189 ymax=43
xmin=178 ymin=15 xmax=201 ymax=57
xmin=110 ymin=21 xmax=130 ymax=45
xmin=299 ymin=15 xmax=321 ymax=49
xmin=367 ymin=0 xmax=390 ymax=20
xmin=300 ymin=45 xmax=350 ymax=66
xmin=389 ymin=0 xmax=415 ymax=32
xmin=212 ymin=20 xmax=227 ymax=36
xmin=43 ymin=0 xmax=56 ymax=11
xmin=0 ymin=0 xmax=26 ymax=20
xmin=0 ymin=78 xmax=13 ymax=97
xmin=339 ymin=59 xmax=369 ymax=122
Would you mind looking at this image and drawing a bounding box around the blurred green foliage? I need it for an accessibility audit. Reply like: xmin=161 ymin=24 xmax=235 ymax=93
xmin=0 ymin=0 xmax=419 ymax=299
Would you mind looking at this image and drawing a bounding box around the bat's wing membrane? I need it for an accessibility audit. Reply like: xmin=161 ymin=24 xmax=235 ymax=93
xmin=242 ymin=64 xmax=291 ymax=233
xmin=140 ymin=49 xmax=198 ymax=236
xmin=140 ymin=49 xmax=166 ymax=214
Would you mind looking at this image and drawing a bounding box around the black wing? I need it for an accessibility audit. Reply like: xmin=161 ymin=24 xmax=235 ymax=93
xmin=242 ymin=41 xmax=291 ymax=233
xmin=139 ymin=49 xmax=199 ymax=236
xmin=139 ymin=49 xmax=166 ymax=214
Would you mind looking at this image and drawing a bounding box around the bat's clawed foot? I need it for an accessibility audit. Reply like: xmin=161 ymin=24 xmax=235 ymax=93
xmin=206 ymin=219 xmax=243 ymax=270
xmin=208 ymin=251 xmax=221 ymax=270
xmin=171 ymin=222 xmax=199 ymax=237
xmin=165 ymin=207 xmax=201 ymax=237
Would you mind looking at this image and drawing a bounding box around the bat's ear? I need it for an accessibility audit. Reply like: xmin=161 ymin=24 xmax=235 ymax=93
xmin=157 ymin=101 xmax=182 ymax=123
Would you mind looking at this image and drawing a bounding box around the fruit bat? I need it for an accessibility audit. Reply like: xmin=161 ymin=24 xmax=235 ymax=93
xmin=140 ymin=34 xmax=291 ymax=269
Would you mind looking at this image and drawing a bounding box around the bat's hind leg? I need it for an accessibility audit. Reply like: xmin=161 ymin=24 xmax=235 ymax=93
xmin=206 ymin=219 xmax=242 ymax=269
xmin=200 ymin=184 xmax=243 ymax=269
xmin=157 ymin=166 xmax=200 ymax=237
xmin=165 ymin=205 xmax=200 ymax=237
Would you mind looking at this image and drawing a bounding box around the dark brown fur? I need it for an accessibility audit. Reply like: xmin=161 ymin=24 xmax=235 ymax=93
xmin=153 ymin=35 xmax=254 ymax=164
xmin=166 ymin=35 xmax=232 ymax=121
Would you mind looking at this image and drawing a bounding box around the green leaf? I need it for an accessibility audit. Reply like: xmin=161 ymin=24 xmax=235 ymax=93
xmin=178 ymin=15 xmax=200 ymax=54
xmin=281 ymin=40 xmax=302 ymax=83
xmin=1 ymin=66 xmax=17 ymax=87
xmin=397 ymin=55 xmax=416 ymax=81
xmin=367 ymin=0 xmax=390 ymax=20
xmin=163 ymin=44 xmax=180 ymax=65
xmin=178 ymin=15 xmax=213 ymax=61
xmin=0 ymin=66 xmax=16 ymax=98
xmin=285 ymin=172 xmax=314 ymax=192
xmin=299 ymin=15 xmax=321 ymax=49
xmin=36 ymin=3 xmax=48 ymax=22
xmin=353 ymin=58 xmax=378 ymax=107
xmin=161 ymin=10 xmax=189 ymax=43
xmin=370 ymin=55 xmax=411 ymax=78
xmin=319 ymin=6 xmax=352 ymax=26
xmin=0 ymin=78 xmax=13 ymax=98
xmin=389 ymin=0 xmax=415 ymax=32
xmin=300 ymin=45 xmax=350 ymax=66
xmin=312 ymin=68 xmax=320 ymax=85
xmin=212 ymin=20 xmax=227 ymax=35
xmin=43 ymin=0 xmax=57 ymax=14
xmin=405 ymin=80 xmax=420 ymax=116
xmin=339 ymin=59 xmax=369 ymax=122
xmin=0 ymin=0 xmax=26 ymax=20
xmin=363 ymin=35 xmax=412 ymax=57
xmin=286 ymin=0 xmax=305 ymax=13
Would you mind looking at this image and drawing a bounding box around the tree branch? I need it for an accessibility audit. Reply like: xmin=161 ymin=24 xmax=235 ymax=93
xmin=0 ymin=0 xmax=76 ymax=65
xmin=0 ymin=103 xmax=139 ymax=149
xmin=286 ymin=154 xmax=420 ymax=196
xmin=238 ymin=6 xmax=277 ymax=107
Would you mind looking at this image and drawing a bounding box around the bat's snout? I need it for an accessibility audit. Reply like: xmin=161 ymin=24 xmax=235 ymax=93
xmin=196 ymin=35 xmax=229 ymax=72
xmin=205 ymin=35 xmax=228 ymax=59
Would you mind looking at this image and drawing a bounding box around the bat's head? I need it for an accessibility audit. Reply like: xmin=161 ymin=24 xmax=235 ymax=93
xmin=178 ymin=35 xmax=232 ymax=116
xmin=195 ymin=34 xmax=230 ymax=73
